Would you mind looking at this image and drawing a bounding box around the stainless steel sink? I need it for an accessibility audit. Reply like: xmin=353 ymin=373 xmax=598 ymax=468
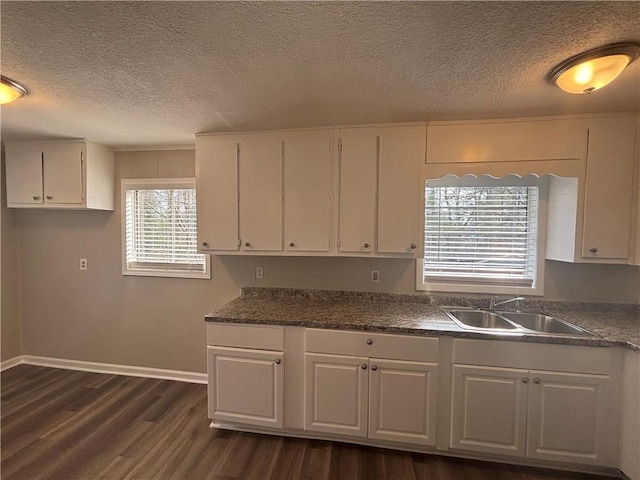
xmin=442 ymin=308 xmax=520 ymax=331
xmin=497 ymin=312 xmax=594 ymax=336
xmin=442 ymin=307 xmax=596 ymax=337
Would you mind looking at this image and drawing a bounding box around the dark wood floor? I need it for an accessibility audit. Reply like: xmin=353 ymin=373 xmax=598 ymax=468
xmin=1 ymin=365 xmax=616 ymax=480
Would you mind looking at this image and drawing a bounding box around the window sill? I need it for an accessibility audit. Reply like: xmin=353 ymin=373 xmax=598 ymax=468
xmin=122 ymin=269 xmax=211 ymax=280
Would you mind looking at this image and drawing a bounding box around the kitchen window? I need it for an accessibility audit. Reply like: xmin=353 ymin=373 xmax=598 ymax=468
xmin=121 ymin=178 xmax=210 ymax=279
xmin=417 ymin=175 xmax=546 ymax=295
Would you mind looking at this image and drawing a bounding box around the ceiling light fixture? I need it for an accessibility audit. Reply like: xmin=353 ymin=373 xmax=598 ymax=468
xmin=547 ymin=43 xmax=640 ymax=94
xmin=0 ymin=75 xmax=29 ymax=104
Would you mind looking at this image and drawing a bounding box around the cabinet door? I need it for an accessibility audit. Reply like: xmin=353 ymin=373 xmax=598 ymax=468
xmin=196 ymin=136 xmax=239 ymax=251
xmin=369 ymin=359 xmax=437 ymax=446
xmin=377 ymin=127 xmax=425 ymax=254
xmin=5 ymin=150 xmax=43 ymax=205
xmin=43 ymin=143 xmax=84 ymax=205
xmin=283 ymin=130 xmax=333 ymax=252
xmin=338 ymin=129 xmax=376 ymax=254
xmin=207 ymin=346 xmax=284 ymax=429
xmin=582 ymin=117 xmax=635 ymax=259
xmin=305 ymin=353 xmax=369 ymax=437
xmin=527 ymin=371 xmax=611 ymax=465
xmin=239 ymin=136 xmax=283 ymax=251
xmin=451 ymin=365 xmax=529 ymax=457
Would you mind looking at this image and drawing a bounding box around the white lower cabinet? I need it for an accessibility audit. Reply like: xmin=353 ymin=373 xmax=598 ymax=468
xmin=305 ymin=354 xmax=437 ymax=446
xmin=451 ymin=360 xmax=613 ymax=466
xmin=368 ymin=358 xmax=437 ymax=446
xmin=305 ymin=353 xmax=369 ymax=437
xmin=207 ymin=346 xmax=284 ymax=429
xmin=304 ymin=332 xmax=439 ymax=447
xmin=451 ymin=365 xmax=529 ymax=457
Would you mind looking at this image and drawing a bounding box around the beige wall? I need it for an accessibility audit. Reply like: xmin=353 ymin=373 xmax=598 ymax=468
xmin=9 ymin=150 xmax=640 ymax=373
xmin=1 ymin=154 xmax=23 ymax=361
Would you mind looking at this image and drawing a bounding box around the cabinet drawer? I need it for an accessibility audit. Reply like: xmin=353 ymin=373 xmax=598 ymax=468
xmin=207 ymin=323 xmax=284 ymax=351
xmin=453 ymin=339 xmax=612 ymax=375
xmin=305 ymin=329 xmax=438 ymax=362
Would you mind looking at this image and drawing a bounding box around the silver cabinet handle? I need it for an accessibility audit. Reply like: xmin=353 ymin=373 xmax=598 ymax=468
xmin=366 ymin=339 xmax=373 ymax=345
xmin=361 ymin=364 xmax=368 ymax=370
xmin=32 ymin=195 xmax=40 ymax=200
xmin=275 ymin=359 xmax=281 ymax=365
xmin=371 ymin=365 xmax=378 ymax=371
xmin=522 ymin=377 xmax=529 ymax=384
xmin=533 ymin=378 xmax=541 ymax=384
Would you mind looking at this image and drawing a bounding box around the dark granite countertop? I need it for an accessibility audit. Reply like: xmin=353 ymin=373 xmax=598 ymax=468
xmin=205 ymin=288 xmax=640 ymax=352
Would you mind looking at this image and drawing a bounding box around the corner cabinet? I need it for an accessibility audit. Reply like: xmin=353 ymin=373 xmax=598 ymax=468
xmin=450 ymin=340 xmax=619 ymax=467
xmin=337 ymin=126 xmax=425 ymax=256
xmin=5 ymin=140 xmax=114 ymax=210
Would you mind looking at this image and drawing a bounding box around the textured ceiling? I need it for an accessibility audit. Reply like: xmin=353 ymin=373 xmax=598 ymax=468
xmin=1 ymin=1 xmax=639 ymax=148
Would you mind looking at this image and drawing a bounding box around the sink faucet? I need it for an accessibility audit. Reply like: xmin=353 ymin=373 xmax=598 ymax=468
xmin=489 ymin=296 xmax=524 ymax=312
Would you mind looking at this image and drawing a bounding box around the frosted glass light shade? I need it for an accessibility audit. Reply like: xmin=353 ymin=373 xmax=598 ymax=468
xmin=548 ymin=43 xmax=640 ymax=95
xmin=0 ymin=76 xmax=29 ymax=104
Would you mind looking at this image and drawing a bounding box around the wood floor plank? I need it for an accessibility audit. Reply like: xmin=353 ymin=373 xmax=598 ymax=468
xmin=1 ymin=365 xmax=617 ymax=480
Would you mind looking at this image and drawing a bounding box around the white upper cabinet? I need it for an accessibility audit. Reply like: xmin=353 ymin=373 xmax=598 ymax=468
xmin=547 ymin=115 xmax=637 ymax=263
xmin=283 ymin=130 xmax=333 ymax=252
xmin=581 ymin=117 xmax=636 ymax=260
xmin=338 ymin=128 xmax=377 ymax=254
xmin=5 ymin=140 xmax=114 ymax=210
xmin=238 ymin=135 xmax=283 ymax=252
xmin=196 ymin=135 xmax=239 ymax=251
xmin=338 ymin=125 xmax=425 ymax=256
xmin=377 ymin=126 xmax=424 ymax=254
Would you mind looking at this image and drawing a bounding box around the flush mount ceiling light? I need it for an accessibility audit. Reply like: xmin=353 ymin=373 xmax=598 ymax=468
xmin=547 ymin=43 xmax=640 ymax=94
xmin=0 ymin=75 xmax=29 ymax=104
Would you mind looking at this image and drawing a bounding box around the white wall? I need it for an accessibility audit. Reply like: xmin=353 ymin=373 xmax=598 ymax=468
xmin=6 ymin=150 xmax=640 ymax=373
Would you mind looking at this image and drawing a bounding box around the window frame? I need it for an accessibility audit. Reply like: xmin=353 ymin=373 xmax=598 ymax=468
xmin=121 ymin=178 xmax=210 ymax=279
xmin=416 ymin=175 xmax=547 ymax=296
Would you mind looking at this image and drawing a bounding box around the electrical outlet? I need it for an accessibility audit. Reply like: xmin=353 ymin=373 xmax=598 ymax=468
xmin=255 ymin=266 xmax=264 ymax=279
xmin=371 ymin=270 xmax=379 ymax=283
xmin=79 ymin=258 xmax=88 ymax=271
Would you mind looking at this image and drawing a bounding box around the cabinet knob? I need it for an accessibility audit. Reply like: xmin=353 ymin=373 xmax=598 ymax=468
xmin=244 ymin=242 xmax=250 ymax=247
xmin=363 ymin=243 xmax=370 ymax=249
xmin=361 ymin=364 xmax=368 ymax=370
xmin=371 ymin=365 xmax=378 ymax=371
xmin=289 ymin=242 xmax=295 ymax=247
xmin=533 ymin=378 xmax=541 ymax=385
xmin=275 ymin=359 xmax=281 ymax=365
xmin=366 ymin=339 xmax=373 ymax=345
xmin=589 ymin=247 xmax=598 ymax=254
xmin=32 ymin=195 xmax=40 ymax=200
xmin=522 ymin=377 xmax=529 ymax=384
xmin=410 ymin=243 xmax=416 ymax=250
xmin=46 ymin=195 xmax=53 ymax=200
xmin=202 ymin=242 xmax=209 ymax=247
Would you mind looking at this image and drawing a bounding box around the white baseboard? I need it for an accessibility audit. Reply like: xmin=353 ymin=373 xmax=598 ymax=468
xmin=0 ymin=356 xmax=24 ymax=372
xmin=0 ymin=355 xmax=207 ymax=384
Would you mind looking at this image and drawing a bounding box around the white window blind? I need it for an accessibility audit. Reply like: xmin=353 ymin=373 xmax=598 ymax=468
xmin=424 ymin=184 xmax=538 ymax=286
xmin=122 ymin=179 xmax=209 ymax=278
